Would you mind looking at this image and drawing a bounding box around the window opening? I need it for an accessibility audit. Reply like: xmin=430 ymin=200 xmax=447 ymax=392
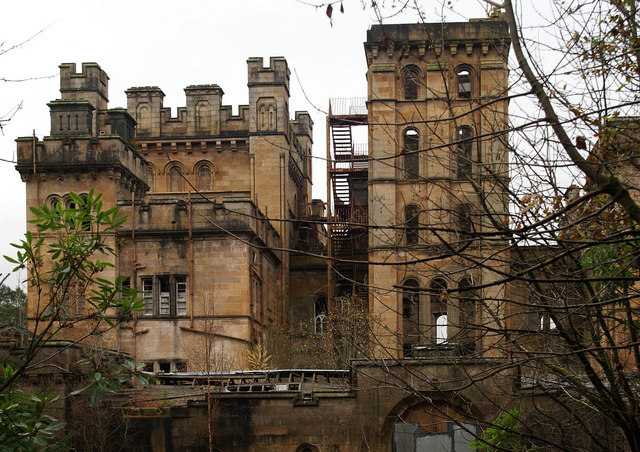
xmin=176 ymin=278 xmax=187 ymax=316
xmin=430 ymin=279 xmax=448 ymax=345
xmin=403 ymin=129 xmax=419 ymax=179
xmin=456 ymin=126 xmax=473 ymax=177
xmin=459 ymin=278 xmax=477 ymax=354
xmin=142 ymin=277 xmax=154 ymax=316
xmin=456 ymin=204 xmax=473 ymax=242
xmin=403 ymin=67 xmax=420 ymax=100
xmin=405 ymin=205 xmax=419 ymax=245
xmin=159 ymin=276 xmax=171 ymax=316
xmin=457 ymin=69 xmax=471 ymax=98
xmin=402 ymin=279 xmax=421 ymax=357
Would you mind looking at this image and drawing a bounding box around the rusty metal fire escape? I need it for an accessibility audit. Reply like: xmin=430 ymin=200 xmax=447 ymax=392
xmin=326 ymin=98 xmax=368 ymax=305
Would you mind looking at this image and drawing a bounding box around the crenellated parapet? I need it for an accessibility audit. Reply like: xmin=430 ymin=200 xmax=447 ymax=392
xmin=247 ymin=57 xmax=290 ymax=135
xmin=291 ymin=111 xmax=313 ymax=139
xmin=59 ymin=62 xmax=109 ymax=110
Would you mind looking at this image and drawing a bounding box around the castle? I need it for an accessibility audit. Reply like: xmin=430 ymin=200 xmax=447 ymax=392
xmin=15 ymin=17 xmax=520 ymax=452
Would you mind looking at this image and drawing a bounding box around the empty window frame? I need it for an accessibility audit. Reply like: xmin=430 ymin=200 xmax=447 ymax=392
xmin=403 ymin=66 xmax=421 ymax=100
xmin=403 ymin=129 xmax=420 ymax=179
xmin=430 ymin=278 xmax=448 ymax=344
xmin=457 ymin=67 xmax=472 ymax=99
xmin=456 ymin=126 xmax=474 ymax=178
xmin=405 ymin=205 xmax=420 ymax=246
xmin=402 ymin=279 xmax=421 ymax=357
xmin=140 ymin=275 xmax=187 ymax=317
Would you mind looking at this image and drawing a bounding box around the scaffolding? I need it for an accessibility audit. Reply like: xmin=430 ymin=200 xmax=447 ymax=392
xmin=326 ymin=98 xmax=369 ymax=307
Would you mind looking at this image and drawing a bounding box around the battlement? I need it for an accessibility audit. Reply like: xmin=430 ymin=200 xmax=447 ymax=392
xmin=59 ymin=62 xmax=109 ymax=108
xmin=125 ymin=86 xmax=166 ymax=98
xmin=292 ymin=111 xmax=313 ymax=138
xmin=184 ymin=84 xmax=224 ymax=96
xmin=247 ymin=57 xmax=290 ymax=90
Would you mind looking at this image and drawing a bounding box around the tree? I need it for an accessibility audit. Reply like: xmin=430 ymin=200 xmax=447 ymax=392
xmin=0 ymin=190 xmax=146 ymax=449
xmin=0 ymin=284 xmax=26 ymax=328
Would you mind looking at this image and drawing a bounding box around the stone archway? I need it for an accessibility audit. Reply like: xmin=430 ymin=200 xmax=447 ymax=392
xmin=391 ymin=399 xmax=477 ymax=452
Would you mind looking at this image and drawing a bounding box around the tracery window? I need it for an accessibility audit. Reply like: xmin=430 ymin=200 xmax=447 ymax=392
xmin=168 ymin=166 xmax=184 ymax=192
xmin=196 ymin=164 xmax=212 ymax=191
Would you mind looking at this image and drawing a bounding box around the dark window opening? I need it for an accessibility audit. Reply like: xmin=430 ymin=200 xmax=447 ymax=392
xmin=456 ymin=204 xmax=473 ymax=243
xmin=456 ymin=126 xmax=473 ymax=178
xmin=158 ymin=362 xmax=170 ymax=373
xmin=405 ymin=205 xmax=419 ymax=246
xmin=402 ymin=279 xmax=421 ymax=357
xmin=403 ymin=68 xmax=420 ymax=100
xmin=403 ymin=129 xmax=419 ymax=179
xmin=430 ymin=279 xmax=448 ymax=345
xmin=457 ymin=69 xmax=472 ymax=98
xmin=459 ymin=278 xmax=477 ymax=354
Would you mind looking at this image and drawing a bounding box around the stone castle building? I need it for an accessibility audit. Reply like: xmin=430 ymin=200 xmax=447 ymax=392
xmin=14 ymin=16 xmax=520 ymax=452
xmin=17 ymin=57 xmax=318 ymax=371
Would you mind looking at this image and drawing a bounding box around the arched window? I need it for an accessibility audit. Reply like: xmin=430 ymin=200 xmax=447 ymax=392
xmin=147 ymin=165 xmax=156 ymax=192
xmin=168 ymin=166 xmax=184 ymax=192
xmin=405 ymin=205 xmax=419 ymax=246
xmin=430 ymin=278 xmax=448 ymax=345
xmin=402 ymin=279 xmax=421 ymax=357
xmin=48 ymin=195 xmax=62 ymax=212
xmin=196 ymin=164 xmax=212 ymax=191
xmin=455 ymin=204 xmax=473 ymax=243
xmin=403 ymin=129 xmax=419 ymax=180
xmin=314 ymin=295 xmax=328 ymax=334
xmin=457 ymin=67 xmax=472 ymax=99
xmin=459 ymin=278 xmax=477 ymax=354
xmin=456 ymin=126 xmax=474 ymax=177
xmin=403 ymin=66 xmax=421 ymax=100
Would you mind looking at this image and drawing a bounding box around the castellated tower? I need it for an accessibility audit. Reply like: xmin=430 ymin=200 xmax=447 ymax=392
xmin=16 ymin=57 xmax=315 ymax=371
xmin=362 ymin=20 xmax=511 ymax=358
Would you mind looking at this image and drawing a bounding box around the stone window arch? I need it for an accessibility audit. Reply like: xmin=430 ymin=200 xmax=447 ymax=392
xmin=166 ymin=163 xmax=185 ymax=192
xmin=429 ymin=278 xmax=448 ymax=344
xmin=194 ymin=161 xmax=214 ymax=192
xmin=455 ymin=125 xmax=474 ymax=178
xmin=402 ymin=65 xmax=422 ymax=100
xmin=402 ymin=278 xmax=421 ymax=357
xmin=455 ymin=65 xmax=475 ymax=99
xmin=402 ymin=128 xmax=420 ymax=180
xmin=47 ymin=194 xmax=62 ymax=212
xmin=405 ymin=205 xmax=420 ymax=246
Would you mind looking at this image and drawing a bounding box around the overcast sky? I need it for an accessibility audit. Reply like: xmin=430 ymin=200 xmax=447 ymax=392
xmin=0 ymin=0 xmax=491 ymax=287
